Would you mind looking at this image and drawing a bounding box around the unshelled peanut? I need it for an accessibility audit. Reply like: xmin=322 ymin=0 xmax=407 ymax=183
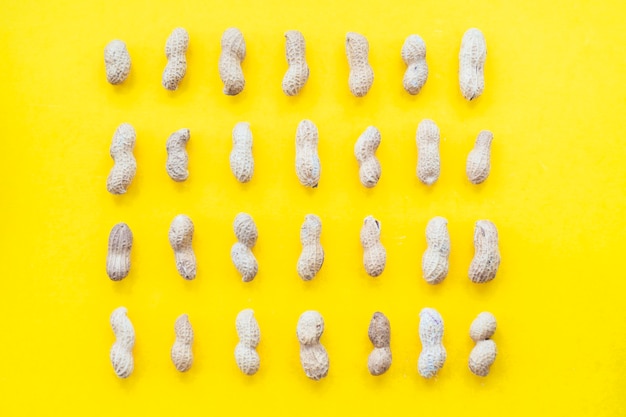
xmin=401 ymin=35 xmax=428 ymax=95
xmin=361 ymin=216 xmax=386 ymax=277
xmin=346 ymin=32 xmax=374 ymax=97
xmin=231 ymin=213 xmax=258 ymax=282
xmin=110 ymin=307 xmax=134 ymax=378
xmin=418 ymin=308 xmax=446 ymax=378
xmin=106 ymin=123 xmax=137 ymax=195
xmin=354 ymin=126 xmax=381 ymax=188
xmin=368 ymin=312 xmax=392 ymax=376
xmin=106 ymin=223 xmax=133 ymax=281
xmin=297 ymin=214 xmax=324 ymax=281
xmin=162 ymin=28 xmax=189 ymax=91
xmin=297 ymin=310 xmax=329 ymax=380
xmin=230 ymin=122 xmax=254 ymax=183
xmin=235 ymin=309 xmax=261 ymax=375
xmin=171 ymin=314 xmax=194 ymax=372
xmin=469 ymin=312 xmax=497 ymax=376
xmin=469 ymin=220 xmax=500 ymax=283
xmin=466 ymin=130 xmax=493 ymax=184
xmin=169 ymin=214 xmax=197 ymax=280
xmin=295 ymin=119 xmax=321 ymax=188
xmin=219 ymin=28 xmax=246 ymax=95
xmin=416 ymin=119 xmax=440 ymax=186
xmin=104 ymin=40 xmax=131 ymax=85
xmin=166 ymin=128 xmax=190 ymax=182
xmin=422 ymin=217 xmax=450 ymax=285
xmin=459 ymin=28 xmax=487 ymax=101
xmin=282 ymin=30 xmax=309 ymax=96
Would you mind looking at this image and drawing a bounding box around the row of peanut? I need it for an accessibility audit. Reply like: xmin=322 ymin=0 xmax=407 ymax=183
xmin=106 ymin=120 xmax=493 ymax=194
xmin=105 ymin=27 xmax=486 ymax=100
xmin=110 ymin=307 xmax=497 ymax=380
xmin=108 ymin=213 xmax=500 ymax=284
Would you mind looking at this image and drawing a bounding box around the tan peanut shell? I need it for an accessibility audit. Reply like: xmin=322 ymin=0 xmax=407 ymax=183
xmin=418 ymin=307 xmax=446 ymax=378
xmin=368 ymin=312 xmax=392 ymax=376
xmin=401 ymin=35 xmax=428 ymax=95
xmin=171 ymin=314 xmax=194 ymax=372
xmin=162 ymin=28 xmax=189 ymax=91
xmin=469 ymin=220 xmax=500 ymax=283
xmin=110 ymin=307 xmax=134 ymax=378
xmin=282 ymin=30 xmax=309 ymax=96
xmin=469 ymin=312 xmax=497 ymax=376
xmin=235 ymin=309 xmax=261 ymax=375
xmin=354 ymin=126 xmax=381 ymax=188
xmin=416 ymin=119 xmax=440 ymax=185
xmin=422 ymin=217 xmax=450 ymax=285
xmin=361 ymin=216 xmax=386 ymax=277
xmin=295 ymin=119 xmax=321 ymax=188
xmin=106 ymin=223 xmax=133 ymax=281
xmin=466 ymin=130 xmax=493 ymax=184
xmin=346 ymin=32 xmax=374 ymax=97
xmin=104 ymin=40 xmax=131 ymax=85
xmin=231 ymin=213 xmax=258 ymax=282
xmin=169 ymin=214 xmax=197 ymax=280
xmin=219 ymin=28 xmax=246 ymax=95
xmin=230 ymin=122 xmax=254 ymax=183
xmin=166 ymin=128 xmax=190 ymax=182
xmin=459 ymin=28 xmax=487 ymax=101
xmin=297 ymin=310 xmax=329 ymax=380
xmin=107 ymin=123 xmax=137 ymax=195
xmin=297 ymin=214 xmax=324 ymax=281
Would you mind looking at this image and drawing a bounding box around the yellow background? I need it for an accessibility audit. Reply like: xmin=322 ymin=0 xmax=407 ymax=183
xmin=1 ymin=0 xmax=625 ymax=415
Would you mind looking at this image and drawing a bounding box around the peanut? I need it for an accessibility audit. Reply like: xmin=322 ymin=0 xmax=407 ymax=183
xmin=297 ymin=310 xmax=329 ymax=380
xmin=346 ymin=32 xmax=374 ymax=97
xmin=231 ymin=213 xmax=258 ymax=282
xmin=162 ymin=28 xmax=189 ymax=91
xmin=416 ymin=119 xmax=440 ymax=186
xmin=110 ymin=307 xmax=134 ymax=378
xmin=235 ymin=309 xmax=261 ymax=375
xmin=459 ymin=28 xmax=487 ymax=101
xmin=422 ymin=216 xmax=450 ymax=285
xmin=165 ymin=128 xmax=191 ymax=182
xmin=282 ymin=30 xmax=309 ymax=96
xmin=169 ymin=214 xmax=197 ymax=280
xmin=417 ymin=307 xmax=446 ymax=378
xmin=469 ymin=312 xmax=497 ymax=377
xmin=106 ymin=223 xmax=133 ymax=281
xmin=106 ymin=123 xmax=137 ymax=195
xmin=466 ymin=130 xmax=493 ymax=184
xmin=297 ymin=214 xmax=324 ymax=281
xmin=219 ymin=28 xmax=246 ymax=95
xmin=229 ymin=122 xmax=254 ymax=183
xmin=401 ymin=35 xmax=428 ymax=95
xmin=171 ymin=314 xmax=194 ymax=372
xmin=367 ymin=312 xmax=392 ymax=376
xmin=104 ymin=40 xmax=131 ymax=85
xmin=360 ymin=216 xmax=386 ymax=277
xmin=469 ymin=220 xmax=500 ymax=283
xmin=295 ymin=119 xmax=321 ymax=188
xmin=354 ymin=126 xmax=381 ymax=188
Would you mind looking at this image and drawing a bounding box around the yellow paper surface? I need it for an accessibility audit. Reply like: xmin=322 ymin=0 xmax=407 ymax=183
xmin=1 ymin=1 xmax=625 ymax=415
